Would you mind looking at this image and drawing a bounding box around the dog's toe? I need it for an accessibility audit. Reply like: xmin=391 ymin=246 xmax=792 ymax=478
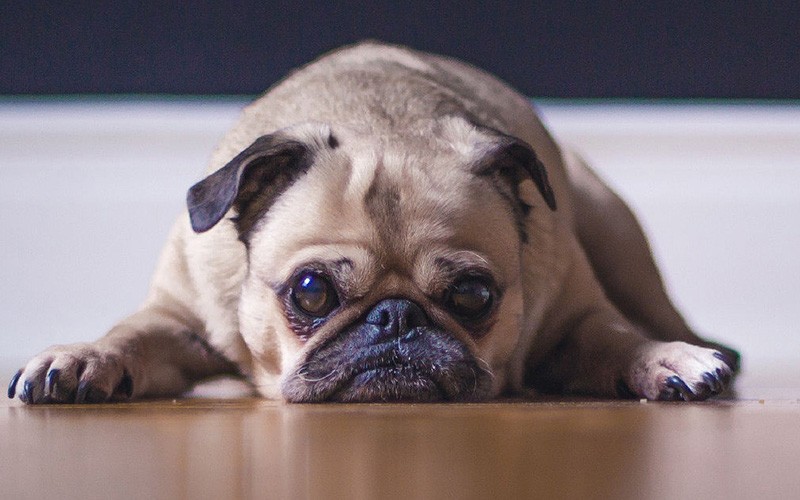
xmin=660 ymin=376 xmax=692 ymax=401
xmin=11 ymin=344 xmax=133 ymax=404
xmin=45 ymin=367 xmax=79 ymax=403
xmin=629 ymin=341 xmax=733 ymax=401
xmin=14 ymin=361 xmax=52 ymax=404
xmin=712 ymin=347 xmax=741 ymax=373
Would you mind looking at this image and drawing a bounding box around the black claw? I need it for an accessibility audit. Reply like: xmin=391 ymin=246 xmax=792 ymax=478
xmin=713 ymin=350 xmax=741 ymax=373
xmin=713 ymin=351 xmax=726 ymax=361
xmin=664 ymin=376 xmax=694 ymax=401
xmin=45 ymin=369 xmax=60 ymax=395
xmin=703 ymin=372 xmax=721 ymax=393
xmin=8 ymin=369 xmax=22 ymax=399
xmin=21 ymin=380 xmax=35 ymax=403
xmin=45 ymin=368 xmax=76 ymax=403
xmin=75 ymin=381 xmax=90 ymax=404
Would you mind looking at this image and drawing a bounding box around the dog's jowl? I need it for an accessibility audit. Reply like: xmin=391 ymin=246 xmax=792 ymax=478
xmin=9 ymin=42 xmax=738 ymax=404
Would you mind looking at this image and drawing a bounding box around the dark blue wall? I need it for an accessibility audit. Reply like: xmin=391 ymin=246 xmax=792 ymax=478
xmin=2 ymin=1 xmax=798 ymax=98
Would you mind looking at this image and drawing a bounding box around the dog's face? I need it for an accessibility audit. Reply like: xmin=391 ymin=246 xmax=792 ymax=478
xmin=187 ymin=116 xmax=556 ymax=402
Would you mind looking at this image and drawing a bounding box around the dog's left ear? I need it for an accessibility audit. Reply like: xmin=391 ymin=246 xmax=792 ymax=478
xmin=473 ymin=130 xmax=557 ymax=211
xmin=186 ymin=123 xmax=337 ymax=235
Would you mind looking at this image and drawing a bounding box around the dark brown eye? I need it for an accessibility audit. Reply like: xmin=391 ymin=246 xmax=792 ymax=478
xmin=291 ymin=271 xmax=339 ymax=317
xmin=444 ymin=277 xmax=494 ymax=321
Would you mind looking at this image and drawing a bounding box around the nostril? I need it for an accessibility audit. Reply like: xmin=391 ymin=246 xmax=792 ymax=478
xmin=366 ymin=307 xmax=391 ymax=326
xmin=406 ymin=306 xmax=429 ymax=329
xmin=364 ymin=299 xmax=430 ymax=340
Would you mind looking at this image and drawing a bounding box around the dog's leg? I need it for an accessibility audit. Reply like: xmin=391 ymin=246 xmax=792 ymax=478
xmin=8 ymin=300 xmax=239 ymax=404
xmin=530 ymin=309 xmax=733 ymax=400
xmin=528 ymin=254 xmax=732 ymax=400
xmin=8 ymin=224 xmax=241 ymax=404
xmin=563 ymin=150 xmax=739 ymax=370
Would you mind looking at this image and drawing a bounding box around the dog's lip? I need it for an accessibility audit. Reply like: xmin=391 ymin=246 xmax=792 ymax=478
xmin=325 ymin=343 xmax=452 ymax=394
xmin=341 ymin=356 xmax=439 ymax=386
xmin=283 ymin=328 xmax=492 ymax=403
xmin=329 ymin=360 xmax=446 ymax=402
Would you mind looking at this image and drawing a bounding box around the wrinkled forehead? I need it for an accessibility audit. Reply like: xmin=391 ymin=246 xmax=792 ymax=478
xmin=248 ymin=134 xmax=520 ymax=283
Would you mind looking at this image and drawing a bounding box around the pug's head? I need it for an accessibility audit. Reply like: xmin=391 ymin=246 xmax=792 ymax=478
xmin=186 ymin=116 xmax=556 ymax=402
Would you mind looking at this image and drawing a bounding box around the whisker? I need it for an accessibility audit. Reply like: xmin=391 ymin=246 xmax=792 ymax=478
xmin=474 ymin=355 xmax=496 ymax=380
xmin=295 ymin=366 xmax=337 ymax=383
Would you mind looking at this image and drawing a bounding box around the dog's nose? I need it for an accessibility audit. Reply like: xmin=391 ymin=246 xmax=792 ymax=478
xmin=365 ymin=298 xmax=430 ymax=342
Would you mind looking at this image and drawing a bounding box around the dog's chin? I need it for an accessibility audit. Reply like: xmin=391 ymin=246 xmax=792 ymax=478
xmin=281 ymin=326 xmax=492 ymax=403
xmin=329 ymin=365 xmax=445 ymax=403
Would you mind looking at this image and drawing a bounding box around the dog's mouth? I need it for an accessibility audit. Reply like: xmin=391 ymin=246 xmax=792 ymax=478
xmin=281 ymin=327 xmax=491 ymax=403
xmin=330 ymin=361 xmax=444 ymax=402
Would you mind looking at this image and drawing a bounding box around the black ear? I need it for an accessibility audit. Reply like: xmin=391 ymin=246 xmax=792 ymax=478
xmin=474 ymin=134 xmax=557 ymax=212
xmin=498 ymin=139 xmax=557 ymax=211
xmin=186 ymin=134 xmax=313 ymax=234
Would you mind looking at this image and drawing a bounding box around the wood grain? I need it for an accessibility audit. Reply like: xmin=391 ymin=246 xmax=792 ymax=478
xmin=2 ymin=394 xmax=799 ymax=500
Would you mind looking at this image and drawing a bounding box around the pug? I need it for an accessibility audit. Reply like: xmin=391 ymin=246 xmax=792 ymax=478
xmin=8 ymin=41 xmax=738 ymax=404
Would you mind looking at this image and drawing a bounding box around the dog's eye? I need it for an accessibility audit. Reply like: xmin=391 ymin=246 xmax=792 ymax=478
xmin=291 ymin=272 xmax=339 ymax=317
xmin=444 ymin=277 xmax=494 ymax=321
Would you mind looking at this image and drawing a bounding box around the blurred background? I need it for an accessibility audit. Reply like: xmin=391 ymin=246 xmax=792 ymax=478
xmin=2 ymin=1 xmax=798 ymax=98
xmin=1 ymin=1 xmax=798 ymax=392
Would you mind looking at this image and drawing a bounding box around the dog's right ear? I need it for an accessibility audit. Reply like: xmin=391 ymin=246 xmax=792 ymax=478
xmin=186 ymin=123 xmax=337 ymax=236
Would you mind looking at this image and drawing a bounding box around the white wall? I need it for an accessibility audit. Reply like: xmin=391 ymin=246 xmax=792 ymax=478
xmin=0 ymin=101 xmax=237 ymax=364
xmin=540 ymin=103 xmax=800 ymax=374
xmin=1 ymin=100 xmax=798 ymax=383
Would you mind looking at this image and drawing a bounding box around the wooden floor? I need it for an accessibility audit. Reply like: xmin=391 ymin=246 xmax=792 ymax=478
xmin=3 ymin=369 xmax=800 ymax=500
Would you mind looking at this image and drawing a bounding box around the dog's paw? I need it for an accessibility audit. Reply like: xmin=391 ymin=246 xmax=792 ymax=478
xmin=622 ymin=341 xmax=733 ymax=401
xmin=8 ymin=343 xmax=134 ymax=404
